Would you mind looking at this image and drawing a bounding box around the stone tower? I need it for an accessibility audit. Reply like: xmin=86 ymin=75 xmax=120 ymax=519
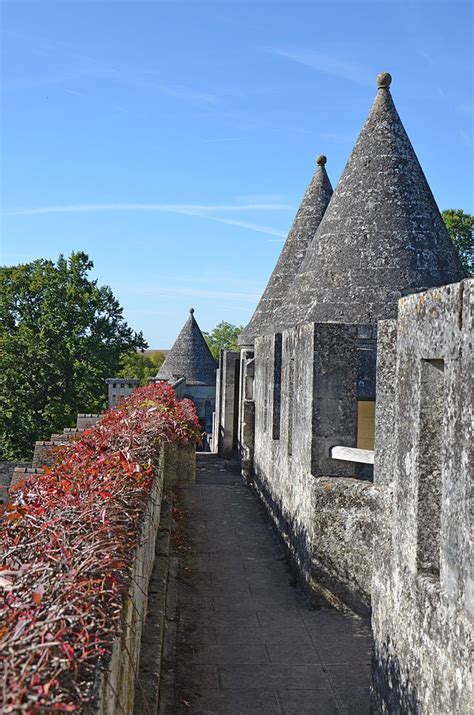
xmin=156 ymin=308 xmax=217 ymax=433
xmin=277 ymin=72 xmax=466 ymax=330
xmin=157 ymin=308 xmax=216 ymax=385
xmin=238 ymin=155 xmax=333 ymax=346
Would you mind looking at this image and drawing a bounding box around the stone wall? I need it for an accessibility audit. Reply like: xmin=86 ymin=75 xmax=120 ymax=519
xmin=184 ymin=384 xmax=215 ymax=433
xmin=105 ymin=378 xmax=140 ymax=409
xmin=95 ymin=440 xmax=196 ymax=713
xmin=213 ymin=350 xmax=240 ymax=457
xmin=76 ymin=414 xmax=102 ymax=429
xmin=252 ymin=323 xmax=378 ymax=614
xmin=371 ymin=279 xmax=472 ymax=713
xmin=31 ymin=440 xmax=66 ymax=468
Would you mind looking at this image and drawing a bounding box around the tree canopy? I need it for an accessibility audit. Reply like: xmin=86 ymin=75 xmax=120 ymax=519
xmin=203 ymin=321 xmax=243 ymax=360
xmin=0 ymin=252 xmax=146 ymax=459
xmin=117 ymin=350 xmax=166 ymax=385
xmin=442 ymin=209 xmax=473 ymax=276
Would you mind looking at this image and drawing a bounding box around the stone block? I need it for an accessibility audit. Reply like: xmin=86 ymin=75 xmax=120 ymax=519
xmin=371 ymin=279 xmax=472 ymax=713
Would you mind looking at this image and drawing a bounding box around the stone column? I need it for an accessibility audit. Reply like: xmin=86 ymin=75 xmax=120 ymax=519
xmin=311 ymin=323 xmax=358 ymax=477
xmin=217 ymin=351 xmax=240 ymax=458
xmin=371 ymin=279 xmax=472 ymax=714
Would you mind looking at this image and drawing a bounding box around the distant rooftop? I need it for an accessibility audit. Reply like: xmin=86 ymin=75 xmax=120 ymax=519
xmin=156 ymin=309 xmax=217 ymax=386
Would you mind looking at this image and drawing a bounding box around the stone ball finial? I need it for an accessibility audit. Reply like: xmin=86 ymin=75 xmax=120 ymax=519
xmin=189 ymin=307 xmax=195 ymax=314
xmin=377 ymin=72 xmax=392 ymax=89
xmin=316 ymin=155 xmax=327 ymax=167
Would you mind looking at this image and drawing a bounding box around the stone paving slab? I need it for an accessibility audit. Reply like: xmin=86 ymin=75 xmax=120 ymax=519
xmin=160 ymin=455 xmax=371 ymax=714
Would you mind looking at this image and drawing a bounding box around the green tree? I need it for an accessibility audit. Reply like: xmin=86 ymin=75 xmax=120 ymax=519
xmin=0 ymin=252 xmax=146 ymax=460
xmin=117 ymin=350 xmax=165 ymax=385
xmin=442 ymin=209 xmax=473 ymax=275
xmin=203 ymin=321 xmax=243 ymax=360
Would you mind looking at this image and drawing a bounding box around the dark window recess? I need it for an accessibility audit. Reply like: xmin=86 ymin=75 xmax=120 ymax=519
xmin=416 ymin=358 xmax=445 ymax=580
xmin=233 ymin=359 xmax=240 ymax=451
xmin=263 ymin=355 xmax=270 ymax=433
xmin=272 ymin=334 xmax=282 ymax=440
xmin=287 ymin=357 xmax=295 ymax=456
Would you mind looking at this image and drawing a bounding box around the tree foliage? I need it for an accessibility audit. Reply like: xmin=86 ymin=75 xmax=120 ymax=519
xmin=0 ymin=252 xmax=146 ymax=460
xmin=442 ymin=208 xmax=473 ymax=276
xmin=203 ymin=321 xmax=243 ymax=360
xmin=117 ymin=350 xmax=166 ymax=385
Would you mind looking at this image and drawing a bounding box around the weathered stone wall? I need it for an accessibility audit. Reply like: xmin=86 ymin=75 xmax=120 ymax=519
xmin=76 ymin=414 xmax=101 ymax=429
xmin=95 ymin=439 xmax=196 ymax=713
xmin=371 ymin=279 xmax=472 ymax=713
xmin=184 ymin=384 xmax=215 ymax=432
xmin=95 ymin=470 xmax=164 ymax=714
xmin=31 ymin=440 xmax=66 ymax=468
xmin=213 ymin=350 xmax=240 ymax=457
xmin=105 ymin=378 xmax=140 ymax=409
xmin=252 ymin=323 xmax=378 ymax=614
xmin=160 ymin=441 xmax=196 ymax=486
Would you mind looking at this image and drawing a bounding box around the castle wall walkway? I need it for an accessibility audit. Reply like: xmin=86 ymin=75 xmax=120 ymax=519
xmin=159 ymin=454 xmax=371 ymax=714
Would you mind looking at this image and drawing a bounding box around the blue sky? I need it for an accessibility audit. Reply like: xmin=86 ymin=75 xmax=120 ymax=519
xmin=1 ymin=0 xmax=472 ymax=347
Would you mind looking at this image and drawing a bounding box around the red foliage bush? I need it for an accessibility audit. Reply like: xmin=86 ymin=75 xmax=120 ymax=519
xmin=0 ymin=383 xmax=200 ymax=712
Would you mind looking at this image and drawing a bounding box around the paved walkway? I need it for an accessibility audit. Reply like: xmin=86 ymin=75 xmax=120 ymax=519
xmin=161 ymin=455 xmax=371 ymax=714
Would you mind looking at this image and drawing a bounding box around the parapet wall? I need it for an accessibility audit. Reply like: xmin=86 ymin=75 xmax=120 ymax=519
xmin=371 ymin=279 xmax=472 ymax=713
xmin=96 ymin=439 xmax=195 ymax=713
xmin=253 ymin=322 xmax=376 ymax=614
xmin=244 ymin=277 xmax=472 ymax=711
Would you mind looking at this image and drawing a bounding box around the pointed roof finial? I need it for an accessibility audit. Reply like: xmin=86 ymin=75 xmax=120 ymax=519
xmin=316 ymin=154 xmax=327 ymax=167
xmin=157 ymin=308 xmax=216 ymax=384
xmin=377 ymin=71 xmax=392 ymax=89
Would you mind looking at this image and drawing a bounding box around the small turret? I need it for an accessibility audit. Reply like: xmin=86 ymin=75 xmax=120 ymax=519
xmin=157 ymin=309 xmax=216 ymax=385
xmin=239 ymin=154 xmax=333 ymax=345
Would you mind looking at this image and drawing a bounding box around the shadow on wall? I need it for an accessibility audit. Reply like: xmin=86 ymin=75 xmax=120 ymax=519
xmin=372 ymin=640 xmax=420 ymax=714
xmin=252 ymin=469 xmax=373 ymax=617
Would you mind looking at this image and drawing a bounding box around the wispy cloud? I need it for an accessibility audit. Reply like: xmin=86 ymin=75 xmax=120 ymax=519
xmin=235 ymin=193 xmax=289 ymax=203
xmin=458 ymin=103 xmax=474 ymax=115
xmin=8 ymin=202 xmax=292 ymax=216
xmin=267 ymin=238 xmax=285 ymax=243
xmin=202 ymin=216 xmax=287 ymax=238
xmin=135 ymin=285 xmax=259 ymax=302
xmin=3 ymin=30 xmax=219 ymax=107
xmin=6 ymin=202 xmax=291 ymax=239
xmin=268 ymin=48 xmax=372 ymax=87
xmin=458 ymin=130 xmax=474 ymax=149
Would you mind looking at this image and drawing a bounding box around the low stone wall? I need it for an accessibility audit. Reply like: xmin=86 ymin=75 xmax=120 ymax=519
xmin=95 ymin=440 xmax=196 ymax=713
xmin=371 ymin=280 xmax=472 ymax=713
xmin=31 ymin=440 xmax=66 ymax=467
xmin=76 ymin=413 xmax=102 ymax=429
xmin=160 ymin=441 xmax=196 ymax=486
xmin=95 ymin=471 xmax=164 ymax=714
xmin=251 ymin=323 xmax=375 ymax=614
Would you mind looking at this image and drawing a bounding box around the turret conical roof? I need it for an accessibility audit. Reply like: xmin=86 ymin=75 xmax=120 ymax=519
xmin=239 ymin=155 xmax=333 ymax=345
xmin=157 ymin=309 xmax=217 ymax=385
xmin=279 ymin=72 xmax=466 ymax=329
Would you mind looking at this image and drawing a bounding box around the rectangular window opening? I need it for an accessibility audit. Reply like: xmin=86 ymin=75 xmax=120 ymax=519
xmin=272 ymin=334 xmax=282 ymax=440
xmin=416 ymin=358 xmax=445 ymax=581
xmin=287 ymin=357 xmax=295 ymax=456
xmin=357 ymin=400 xmax=375 ymax=450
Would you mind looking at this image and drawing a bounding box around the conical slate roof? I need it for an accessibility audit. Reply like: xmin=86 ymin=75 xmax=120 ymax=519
xmin=239 ymin=155 xmax=333 ymax=345
xmin=157 ymin=309 xmax=217 ymax=385
xmin=278 ymin=72 xmax=466 ymax=329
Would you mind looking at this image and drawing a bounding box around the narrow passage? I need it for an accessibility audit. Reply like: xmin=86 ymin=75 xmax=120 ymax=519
xmin=160 ymin=455 xmax=371 ymax=714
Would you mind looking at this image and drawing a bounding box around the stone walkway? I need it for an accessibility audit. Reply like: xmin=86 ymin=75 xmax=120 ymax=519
xmin=160 ymin=455 xmax=371 ymax=714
